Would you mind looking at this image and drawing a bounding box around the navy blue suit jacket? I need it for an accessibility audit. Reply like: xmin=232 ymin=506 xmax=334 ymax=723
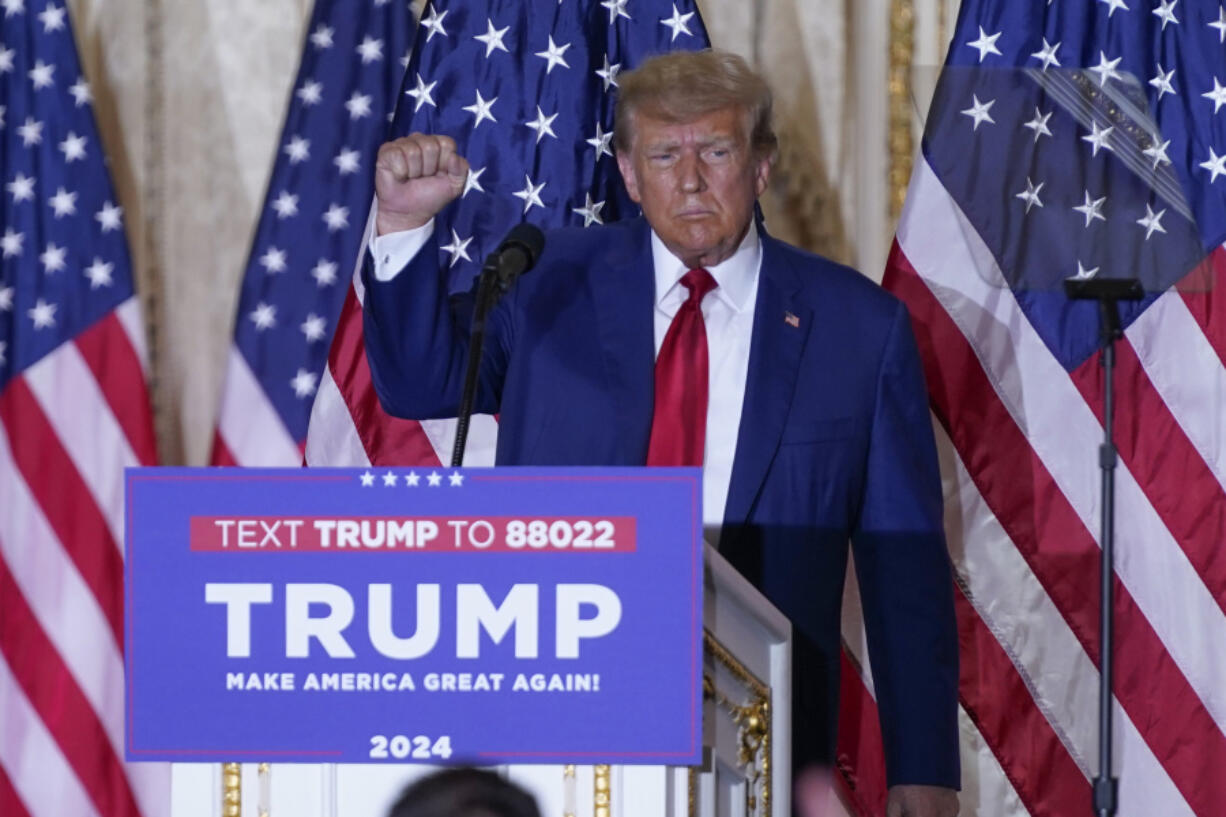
xmin=363 ymin=217 xmax=960 ymax=788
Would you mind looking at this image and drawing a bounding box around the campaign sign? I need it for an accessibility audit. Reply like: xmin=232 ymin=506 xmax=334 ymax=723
xmin=125 ymin=467 xmax=702 ymax=765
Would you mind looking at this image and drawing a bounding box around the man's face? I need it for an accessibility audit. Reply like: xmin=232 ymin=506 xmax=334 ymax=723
xmin=617 ymin=106 xmax=772 ymax=269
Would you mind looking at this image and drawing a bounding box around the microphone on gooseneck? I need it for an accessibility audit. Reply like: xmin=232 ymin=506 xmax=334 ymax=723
xmin=487 ymin=223 xmax=546 ymax=292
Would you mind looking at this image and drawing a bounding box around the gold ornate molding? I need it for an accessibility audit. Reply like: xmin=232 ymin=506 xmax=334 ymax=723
xmin=258 ymin=762 xmax=270 ymax=817
xmin=221 ymin=763 xmax=241 ymax=817
xmin=888 ymin=0 xmax=916 ymax=223
xmin=594 ymin=765 xmax=611 ymax=817
xmin=702 ymin=631 xmax=771 ymax=816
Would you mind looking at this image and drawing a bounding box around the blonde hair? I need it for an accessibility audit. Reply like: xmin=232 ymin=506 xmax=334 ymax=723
xmin=614 ymin=49 xmax=777 ymax=158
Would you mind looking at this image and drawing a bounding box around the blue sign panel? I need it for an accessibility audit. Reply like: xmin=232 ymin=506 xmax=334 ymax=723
xmin=124 ymin=467 xmax=702 ymax=764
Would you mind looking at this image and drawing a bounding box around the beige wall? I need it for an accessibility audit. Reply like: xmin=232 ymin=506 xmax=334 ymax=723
xmin=70 ymin=0 xmax=951 ymax=465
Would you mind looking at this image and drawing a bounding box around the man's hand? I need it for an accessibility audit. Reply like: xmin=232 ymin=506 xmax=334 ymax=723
xmin=374 ymin=133 xmax=469 ymax=235
xmin=886 ymin=785 xmax=959 ymax=817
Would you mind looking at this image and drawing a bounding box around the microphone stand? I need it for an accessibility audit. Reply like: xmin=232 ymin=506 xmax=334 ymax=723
xmin=1063 ymin=276 xmax=1143 ymax=817
xmin=451 ymin=254 xmax=503 ymax=468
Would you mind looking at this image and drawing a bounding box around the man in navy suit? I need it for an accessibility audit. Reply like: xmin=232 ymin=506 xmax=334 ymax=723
xmin=362 ymin=50 xmax=959 ymax=817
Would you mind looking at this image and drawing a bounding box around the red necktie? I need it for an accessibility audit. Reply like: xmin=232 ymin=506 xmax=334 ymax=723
xmin=647 ymin=268 xmax=718 ymax=466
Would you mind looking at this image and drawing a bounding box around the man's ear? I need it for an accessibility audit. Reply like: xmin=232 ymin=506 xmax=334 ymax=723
xmin=617 ymin=150 xmax=642 ymax=204
xmin=753 ymin=153 xmax=773 ymax=198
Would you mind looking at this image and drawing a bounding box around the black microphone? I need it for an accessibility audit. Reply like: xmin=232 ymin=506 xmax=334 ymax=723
xmin=487 ymin=223 xmax=545 ymax=292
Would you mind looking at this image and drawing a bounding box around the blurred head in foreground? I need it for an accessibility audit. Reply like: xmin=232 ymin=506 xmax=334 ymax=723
xmin=387 ymin=768 xmax=541 ymax=817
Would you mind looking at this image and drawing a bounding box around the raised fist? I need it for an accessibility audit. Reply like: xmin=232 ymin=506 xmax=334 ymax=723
xmin=374 ymin=133 xmax=470 ymax=235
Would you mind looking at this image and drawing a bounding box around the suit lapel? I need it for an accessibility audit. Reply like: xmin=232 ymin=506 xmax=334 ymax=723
xmin=723 ymin=233 xmax=811 ymax=524
xmin=587 ymin=218 xmax=657 ymax=464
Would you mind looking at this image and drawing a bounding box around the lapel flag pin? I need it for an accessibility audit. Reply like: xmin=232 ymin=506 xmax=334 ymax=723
xmin=784 ymin=311 xmax=800 ymax=328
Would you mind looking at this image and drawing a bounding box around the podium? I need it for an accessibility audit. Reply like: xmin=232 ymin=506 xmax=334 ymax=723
xmin=166 ymin=545 xmax=792 ymax=817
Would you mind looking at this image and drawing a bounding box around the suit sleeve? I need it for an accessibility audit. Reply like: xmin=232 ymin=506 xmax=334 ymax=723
xmin=850 ymin=299 xmax=961 ymax=789
xmin=361 ymin=232 xmax=514 ymax=420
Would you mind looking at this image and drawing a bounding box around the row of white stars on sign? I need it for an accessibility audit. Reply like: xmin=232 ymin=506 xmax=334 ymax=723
xmin=359 ymin=469 xmax=465 ymax=487
xmin=959 ymin=94 xmax=1226 ymax=180
xmin=1012 ymin=178 xmax=1171 ymax=239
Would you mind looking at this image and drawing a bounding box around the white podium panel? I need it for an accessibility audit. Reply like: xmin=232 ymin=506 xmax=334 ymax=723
xmin=168 ymin=547 xmax=792 ymax=817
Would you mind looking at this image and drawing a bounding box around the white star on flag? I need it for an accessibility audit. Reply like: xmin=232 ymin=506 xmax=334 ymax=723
xmin=1212 ymin=7 xmax=1226 ymax=43
xmin=1144 ymin=138 xmax=1172 ymax=168
xmin=1137 ymin=204 xmax=1167 ymax=239
xmin=1082 ymin=121 xmax=1115 ymax=156
xmin=961 ymin=95 xmax=996 ymax=130
xmin=1200 ymin=147 xmax=1226 ymax=182
xmin=1072 ymin=261 xmax=1100 ymax=280
xmin=48 ymin=187 xmax=76 ymax=217
xmin=535 ymin=35 xmax=572 ymax=73
xmin=291 ymin=369 xmax=319 ymax=398
xmin=58 ymin=131 xmax=86 ymax=162
xmin=1023 ymin=108 xmax=1053 ymax=142
xmin=463 ymin=90 xmax=498 ymax=128
xmin=39 ymin=242 xmax=66 ymax=271
xmin=1073 ymin=191 xmax=1107 ymax=226
xmin=68 ymin=78 xmax=91 ymax=105
xmin=0 ymin=285 xmax=12 ymax=310
xmin=272 ymin=191 xmax=299 ymax=218
xmin=441 ymin=229 xmax=473 ymax=267
xmin=596 ymin=54 xmax=621 ymax=90
xmin=513 ymin=174 xmax=546 ymax=212
xmin=573 ymin=193 xmax=605 ymax=226
xmin=1031 ymin=38 xmax=1061 ymax=70
xmin=18 ymin=116 xmax=43 ymax=145
xmin=1150 ymin=65 xmax=1177 ymax=99
xmin=356 ymin=37 xmax=384 ymax=64
xmin=310 ymin=24 xmax=334 ymax=49
xmin=334 ymin=148 xmax=361 ymax=175
xmin=297 ymin=80 xmax=323 ymax=106
xmin=967 ymin=26 xmax=1003 ymax=62
xmin=301 ymin=313 xmax=327 ymax=342
xmin=84 ymin=258 xmax=114 ymax=288
xmin=463 ymin=166 xmax=486 ymax=198
xmin=587 ymin=122 xmax=614 ymax=157
xmin=259 ymin=246 xmax=288 ymax=273
xmin=7 ymin=172 xmax=35 ymax=202
xmin=421 ymin=6 xmax=448 ymax=41
xmin=405 ymin=74 xmax=437 ymax=111
xmin=1203 ymin=77 xmax=1226 ymax=113
xmin=250 ymin=302 xmax=277 ymax=330
xmin=1015 ymin=178 xmax=1044 ymax=213
xmin=28 ymin=298 xmax=57 ymax=329
xmin=29 ymin=60 xmax=54 ymax=89
xmin=312 ymin=259 xmax=339 ymax=287
xmin=525 ymin=106 xmax=559 ymax=142
xmin=0 ymin=46 xmax=14 ymax=73
xmin=1 ymin=229 xmax=22 ymax=257
xmin=660 ymin=3 xmax=695 ymax=41
xmin=345 ymin=92 xmax=373 ymax=119
xmin=284 ymin=136 xmax=310 ymax=163
xmin=96 ymin=201 xmax=123 ymax=231
xmin=601 ymin=0 xmax=632 ymax=24
xmin=1089 ymin=51 xmax=1123 ymax=87
xmin=1097 ymin=0 xmax=1129 ymax=17
xmin=475 ymin=19 xmax=510 ymax=57
xmin=1153 ymin=0 xmax=1179 ymax=29
xmin=322 ymin=204 xmax=350 ymax=232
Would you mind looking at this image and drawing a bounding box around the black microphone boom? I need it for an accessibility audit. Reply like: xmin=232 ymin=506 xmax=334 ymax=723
xmin=451 ymin=223 xmax=546 ymax=467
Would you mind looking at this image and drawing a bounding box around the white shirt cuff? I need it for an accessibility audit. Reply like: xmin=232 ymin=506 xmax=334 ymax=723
xmin=368 ymin=217 xmax=435 ymax=282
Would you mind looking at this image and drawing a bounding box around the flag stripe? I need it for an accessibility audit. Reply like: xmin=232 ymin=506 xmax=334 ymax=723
xmin=0 ymin=424 xmax=126 ymax=760
xmin=1179 ymin=252 xmax=1226 ymax=368
xmin=214 ymin=348 xmax=302 ymax=466
xmin=1069 ymin=329 xmax=1226 ymax=618
xmin=24 ymin=340 xmax=137 ymax=547
xmin=325 ymin=286 xmax=444 ymax=466
xmin=305 ymin=361 xmax=372 ymax=467
xmin=114 ymin=296 xmax=151 ymax=374
xmin=834 ymin=651 xmax=888 ymax=816
xmin=0 ymin=764 xmax=34 ymax=817
xmin=0 ymin=559 xmax=140 ymax=817
xmin=0 ymin=379 xmax=124 ymax=644
xmin=0 ymin=655 xmax=102 ymax=817
xmin=954 ymin=706 xmax=1030 ymax=817
xmin=888 ymin=230 xmax=1226 ymax=816
xmin=936 ymin=425 xmax=1196 ymax=817
xmin=75 ymin=307 xmax=159 ymax=466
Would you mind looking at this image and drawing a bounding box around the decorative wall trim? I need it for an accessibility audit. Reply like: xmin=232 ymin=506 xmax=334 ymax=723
xmin=888 ymin=0 xmax=916 ymax=223
xmin=221 ymin=762 xmax=241 ymax=817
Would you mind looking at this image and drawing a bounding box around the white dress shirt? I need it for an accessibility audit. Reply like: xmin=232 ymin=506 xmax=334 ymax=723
xmin=369 ymin=219 xmax=763 ymax=536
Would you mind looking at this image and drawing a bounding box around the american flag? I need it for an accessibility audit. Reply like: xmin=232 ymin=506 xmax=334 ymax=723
xmin=857 ymin=1 xmax=1226 ymax=815
xmin=0 ymin=3 xmax=166 ymax=817
xmin=210 ymin=0 xmax=415 ymax=467
xmin=302 ymin=0 xmax=710 ymax=467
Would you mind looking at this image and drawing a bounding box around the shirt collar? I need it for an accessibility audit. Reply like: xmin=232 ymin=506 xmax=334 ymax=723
xmin=651 ymin=220 xmax=761 ymax=314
